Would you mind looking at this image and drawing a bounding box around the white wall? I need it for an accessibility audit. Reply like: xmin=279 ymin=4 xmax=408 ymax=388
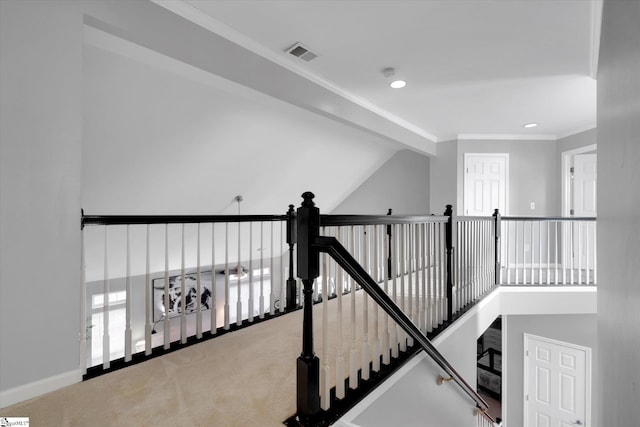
xmin=504 ymin=314 xmax=598 ymax=427
xmin=82 ymin=34 xmax=396 ymax=216
xmin=0 ymin=0 xmax=84 ymax=399
xmin=597 ymin=1 xmax=640 ymax=425
xmin=331 ymin=149 xmax=430 ymax=215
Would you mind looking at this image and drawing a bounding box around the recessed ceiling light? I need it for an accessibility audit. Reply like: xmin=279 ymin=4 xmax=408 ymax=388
xmin=390 ymin=80 xmax=407 ymax=89
xmin=523 ymin=123 xmax=538 ymax=128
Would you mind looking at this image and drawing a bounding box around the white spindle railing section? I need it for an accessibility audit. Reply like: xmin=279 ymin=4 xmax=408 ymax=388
xmin=313 ymin=215 xmax=449 ymax=411
xmin=500 ymin=217 xmax=596 ymax=285
xmin=476 ymin=408 xmax=499 ymax=427
xmin=455 ymin=217 xmax=496 ymax=312
xmin=81 ymin=214 xmax=289 ymax=373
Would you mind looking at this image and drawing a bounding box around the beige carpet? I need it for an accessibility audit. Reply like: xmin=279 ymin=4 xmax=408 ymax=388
xmin=0 ymin=310 xmax=303 ymax=427
xmin=0 ymin=289 xmax=437 ymax=427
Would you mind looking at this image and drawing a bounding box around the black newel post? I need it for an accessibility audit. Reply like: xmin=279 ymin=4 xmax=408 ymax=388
xmin=386 ymin=208 xmax=393 ymax=280
xmin=286 ymin=204 xmax=298 ymax=310
xmin=444 ymin=205 xmax=454 ymax=320
xmin=296 ymin=192 xmax=320 ymax=422
xmin=492 ymin=208 xmax=501 ymax=286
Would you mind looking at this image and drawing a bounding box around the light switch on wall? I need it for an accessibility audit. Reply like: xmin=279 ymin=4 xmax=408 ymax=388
xmin=530 ymin=202 xmax=535 ymax=210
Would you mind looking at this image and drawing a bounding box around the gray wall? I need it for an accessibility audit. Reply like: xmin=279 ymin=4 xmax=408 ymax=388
xmin=331 ymin=149 xmax=430 ymax=215
xmin=429 ymin=139 xmax=458 ymax=215
xmin=556 ymin=128 xmax=597 ymax=154
xmin=457 ymin=139 xmax=558 ymax=216
xmin=505 ymin=314 xmax=598 ymax=427
xmin=597 ymin=1 xmax=640 ymax=425
xmin=0 ymin=0 xmax=83 ymax=393
xmin=351 ymin=305 xmax=487 ymax=427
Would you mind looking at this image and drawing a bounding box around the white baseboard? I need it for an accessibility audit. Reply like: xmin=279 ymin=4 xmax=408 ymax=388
xmin=0 ymin=369 xmax=82 ymax=409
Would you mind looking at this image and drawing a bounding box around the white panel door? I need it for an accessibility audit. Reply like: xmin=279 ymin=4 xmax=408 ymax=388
xmin=571 ymin=154 xmax=597 ymax=271
xmin=464 ymin=154 xmax=508 ymax=216
xmin=573 ymin=154 xmax=597 ymax=217
xmin=525 ymin=334 xmax=590 ymax=427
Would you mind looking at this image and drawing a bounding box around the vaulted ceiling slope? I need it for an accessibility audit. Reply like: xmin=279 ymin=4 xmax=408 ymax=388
xmin=82 ymin=24 xmax=397 ymax=215
xmin=155 ymin=0 xmax=600 ymax=142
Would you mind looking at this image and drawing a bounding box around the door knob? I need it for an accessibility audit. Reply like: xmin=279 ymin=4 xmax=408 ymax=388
xmin=574 ymin=421 xmax=583 ymax=425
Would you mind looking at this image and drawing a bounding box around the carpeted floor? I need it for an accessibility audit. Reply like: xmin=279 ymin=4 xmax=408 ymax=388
xmin=0 ymin=308 xmax=304 ymax=427
xmin=0 ymin=286 xmax=449 ymax=427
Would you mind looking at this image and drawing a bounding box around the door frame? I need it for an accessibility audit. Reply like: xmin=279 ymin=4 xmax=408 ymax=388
xmin=463 ymin=153 xmax=509 ymax=216
xmin=561 ymin=144 xmax=597 ymax=217
xmin=523 ymin=333 xmax=592 ymax=427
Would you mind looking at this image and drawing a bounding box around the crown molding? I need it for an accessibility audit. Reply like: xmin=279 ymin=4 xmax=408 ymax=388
xmin=457 ymin=133 xmax=557 ymax=141
xmin=589 ymin=0 xmax=603 ymax=79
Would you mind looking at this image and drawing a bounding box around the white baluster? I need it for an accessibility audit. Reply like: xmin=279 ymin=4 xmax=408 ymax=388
xmin=505 ymin=221 xmax=511 ymax=284
xmin=224 ymin=222 xmax=230 ymax=330
xmin=180 ymin=223 xmax=187 ymax=344
xmin=372 ymin=225 xmax=381 ymax=373
xmin=211 ymin=223 xmax=217 ymax=335
xmin=163 ymin=224 xmax=170 ymax=349
xmin=80 ymin=227 xmax=87 ymax=374
xmin=361 ymin=226 xmax=370 ymax=380
xmin=260 ymin=222 xmax=265 ymax=319
xmin=145 ymin=224 xmax=152 ymax=355
xmin=570 ymin=222 xmax=575 ymax=284
xmin=553 ymin=221 xmax=558 ymax=284
xmin=382 ymin=224 xmax=391 ymax=365
xmin=426 ymin=223 xmax=433 ymax=333
xmin=578 ymin=221 xmax=583 ymax=284
xmin=237 ymin=221 xmax=242 ymax=326
xmin=546 ymin=221 xmax=551 ymax=284
xmin=270 ymin=221 xmax=275 ymax=315
xmin=196 ymin=223 xmax=202 ymax=339
xmin=103 ymin=226 xmax=111 ymax=368
xmin=421 ymin=223 xmax=427 ymax=332
xmin=399 ymin=224 xmax=407 ymax=352
xmin=336 ymin=227 xmax=345 ymax=399
xmin=440 ymin=222 xmax=446 ymax=320
xmin=406 ymin=224 xmax=414 ymax=348
xmin=585 ymin=221 xmax=590 ymax=285
xmin=125 ymin=224 xmax=132 ymax=361
xmin=248 ymin=222 xmax=254 ymax=322
xmin=320 ymin=253 xmax=330 ymax=410
xmin=349 ymin=225 xmax=358 ymax=389
xmin=593 ymin=222 xmax=597 ymax=284
xmin=390 ymin=224 xmax=399 ymax=358
xmin=280 ymin=221 xmax=285 ymax=313
xmin=515 ymin=221 xmax=520 ymax=284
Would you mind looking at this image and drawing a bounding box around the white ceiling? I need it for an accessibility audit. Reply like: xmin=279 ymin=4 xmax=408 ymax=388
xmin=158 ymin=0 xmax=600 ymax=143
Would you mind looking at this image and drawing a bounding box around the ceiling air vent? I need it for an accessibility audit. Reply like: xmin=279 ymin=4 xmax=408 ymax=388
xmin=286 ymin=42 xmax=318 ymax=62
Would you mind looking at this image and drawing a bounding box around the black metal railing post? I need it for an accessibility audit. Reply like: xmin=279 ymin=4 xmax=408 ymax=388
xmin=286 ymin=204 xmax=298 ymax=310
xmin=444 ymin=205 xmax=454 ymax=320
xmin=295 ymin=192 xmax=320 ymax=422
xmin=492 ymin=209 xmax=501 ymax=285
xmin=386 ymin=208 xmax=393 ymax=279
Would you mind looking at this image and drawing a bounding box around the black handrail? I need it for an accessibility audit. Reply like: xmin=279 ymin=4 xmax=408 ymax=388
xmin=81 ymin=213 xmax=287 ymax=229
xmin=313 ymin=235 xmax=490 ymax=413
xmin=320 ymin=214 xmax=448 ymax=226
xmin=501 ymin=216 xmax=596 ymax=221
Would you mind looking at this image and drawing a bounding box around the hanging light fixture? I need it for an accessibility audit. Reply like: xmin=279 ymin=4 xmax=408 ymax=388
xmin=222 ymin=195 xmax=247 ymax=279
